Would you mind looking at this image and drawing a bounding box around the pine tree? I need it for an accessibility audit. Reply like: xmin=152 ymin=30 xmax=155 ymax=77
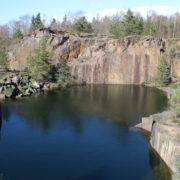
xmin=30 ymin=13 xmax=44 ymax=33
xmin=0 ymin=47 xmax=8 ymax=69
xmin=61 ymin=15 xmax=68 ymax=31
xmin=111 ymin=9 xmax=144 ymax=38
xmin=50 ymin=18 xmax=58 ymax=30
xmin=55 ymin=64 xmax=70 ymax=85
xmin=28 ymin=40 xmax=52 ymax=82
xmin=156 ymin=56 xmax=171 ymax=85
xmin=72 ymin=17 xmax=92 ymax=33
xmin=143 ymin=16 xmax=156 ymax=37
xmin=121 ymin=9 xmax=144 ymax=37
xmin=13 ymin=29 xmax=23 ymax=39
xmin=35 ymin=13 xmax=44 ymax=29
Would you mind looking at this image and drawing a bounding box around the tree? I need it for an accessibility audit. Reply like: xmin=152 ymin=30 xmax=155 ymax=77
xmin=30 ymin=13 xmax=44 ymax=33
xmin=50 ymin=18 xmax=58 ymax=30
xmin=72 ymin=17 xmax=92 ymax=33
xmin=0 ymin=47 xmax=8 ymax=69
xmin=13 ymin=29 xmax=23 ymax=39
xmin=61 ymin=15 xmax=69 ymax=31
xmin=28 ymin=40 xmax=51 ymax=82
xmin=55 ymin=64 xmax=71 ymax=85
xmin=112 ymin=9 xmax=144 ymax=38
xmin=143 ymin=16 xmax=156 ymax=37
xmin=0 ymin=25 xmax=11 ymax=49
xmin=19 ymin=15 xmax=31 ymax=35
xmin=156 ymin=56 xmax=171 ymax=85
xmin=170 ymin=84 xmax=180 ymax=117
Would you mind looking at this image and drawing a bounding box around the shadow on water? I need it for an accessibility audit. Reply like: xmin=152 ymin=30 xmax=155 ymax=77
xmin=2 ymin=85 xmax=167 ymax=132
xmin=149 ymin=147 xmax=172 ymax=180
xmin=0 ymin=105 xmax=2 ymax=138
xmin=0 ymin=85 xmax=171 ymax=180
xmin=140 ymin=131 xmax=172 ymax=180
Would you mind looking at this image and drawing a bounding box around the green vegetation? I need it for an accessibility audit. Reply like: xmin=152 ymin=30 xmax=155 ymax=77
xmin=28 ymin=40 xmax=71 ymax=85
xmin=170 ymin=84 xmax=180 ymax=118
xmin=169 ymin=47 xmax=176 ymax=58
xmin=155 ymin=56 xmax=171 ymax=85
xmin=1 ymin=9 xmax=180 ymax=39
xmin=28 ymin=40 xmax=52 ymax=82
xmin=143 ymin=16 xmax=156 ymax=37
xmin=72 ymin=17 xmax=93 ymax=33
xmin=30 ymin=13 xmax=44 ymax=33
xmin=111 ymin=9 xmax=144 ymax=38
xmin=13 ymin=29 xmax=23 ymax=39
xmin=0 ymin=47 xmax=8 ymax=69
xmin=50 ymin=18 xmax=58 ymax=30
xmin=55 ymin=64 xmax=71 ymax=86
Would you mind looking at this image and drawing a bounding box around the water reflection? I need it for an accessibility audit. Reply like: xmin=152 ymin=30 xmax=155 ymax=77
xmin=149 ymin=148 xmax=172 ymax=180
xmin=1 ymin=85 xmax=167 ymax=133
xmin=0 ymin=104 xmax=2 ymax=137
xmin=140 ymin=131 xmax=172 ymax=180
xmin=0 ymin=85 xmax=170 ymax=180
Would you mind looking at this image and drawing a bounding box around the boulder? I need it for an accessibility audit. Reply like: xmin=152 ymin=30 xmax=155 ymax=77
xmin=12 ymin=75 xmax=19 ymax=84
xmin=0 ymin=94 xmax=5 ymax=100
xmin=31 ymin=81 xmax=40 ymax=88
xmin=3 ymin=88 xmax=15 ymax=98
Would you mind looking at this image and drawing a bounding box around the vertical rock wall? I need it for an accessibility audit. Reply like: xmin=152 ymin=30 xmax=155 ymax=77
xmin=8 ymin=32 xmax=180 ymax=84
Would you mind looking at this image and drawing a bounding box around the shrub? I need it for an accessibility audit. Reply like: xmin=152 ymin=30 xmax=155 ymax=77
xmin=169 ymin=48 xmax=176 ymax=58
xmin=30 ymin=13 xmax=45 ymax=33
xmin=170 ymin=84 xmax=180 ymax=117
xmin=28 ymin=40 xmax=52 ymax=82
xmin=13 ymin=29 xmax=23 ymax=39
xmin=155 ymin=56 xmax=171 ymax=85
xmin=0 ymin=47 xmax=8 ymax=69
xmin=55 ymin=64 xmax=71 ymax=85
xmin=111 ymin=9 xmax=144 ymax=38
xmin=72 ymin=17 xmax=92 ymax=33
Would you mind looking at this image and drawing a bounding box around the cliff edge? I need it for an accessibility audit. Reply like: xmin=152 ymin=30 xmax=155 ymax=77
xmin=8 ymin=28 xmax=180 ymax=84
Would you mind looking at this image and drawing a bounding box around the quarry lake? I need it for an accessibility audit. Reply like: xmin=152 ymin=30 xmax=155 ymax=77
xmin=0 ymin=85 xmax=171 ymax=180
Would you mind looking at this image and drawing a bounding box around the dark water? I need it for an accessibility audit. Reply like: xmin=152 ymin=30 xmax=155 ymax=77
xmin=0 ymin=85 xmax=171 ymax=180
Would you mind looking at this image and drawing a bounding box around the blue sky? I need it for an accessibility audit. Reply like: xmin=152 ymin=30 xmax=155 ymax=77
xmin=0 ymin=0 xmax=180 ymax=24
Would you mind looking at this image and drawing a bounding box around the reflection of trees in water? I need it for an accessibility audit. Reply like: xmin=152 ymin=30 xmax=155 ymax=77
xmin=3 ymin=85 xmax=167 ymax=133
xmin=0 ymin=104 xmax=2 ymax=135
xmin=149 ymin=147 xmax=172 ymax=180
xmin=0 ymin=103 xmax=12 ymax=139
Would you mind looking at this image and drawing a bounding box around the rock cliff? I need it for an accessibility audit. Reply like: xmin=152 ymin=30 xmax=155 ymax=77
xmin=138 ymin=111 xmax=180 ymax=180
xmin=5 ymin=29 xmax=180 ymax=179
xmin=8 ymin=29 xmax=180 ymax=84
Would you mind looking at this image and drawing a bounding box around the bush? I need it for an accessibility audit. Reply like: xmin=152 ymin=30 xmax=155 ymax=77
xmin=72 ymin=17 xmax=92 ymax=33
xmin=30 ymin=13 xmax=45 ymax=33
xmin=155 ymin=56 xmax=171 ymax=85
xmin=170 ymin=84 xmax=180 ymax=117
xmin=28 ymin=40 xmax=52 ymax=82
xmin=55 ymin=64 xmax=71 ymax=85
xmin=169 ymin=48 xmax=176 ymax=58
xmin=13 ymin=29 xmax=23 ymax=39
xmin=0 ymin=47 xmax=8 ymax=69
xmin=111 ymin=9 xmax=144 ymax=38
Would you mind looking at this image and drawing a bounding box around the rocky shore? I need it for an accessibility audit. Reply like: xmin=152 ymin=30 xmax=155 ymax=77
xmin=1 ymin=28 xmax=180 ymax=179
xmin=136 ymin=87 xmax=180 ymax=180
xmin=0 ymin=71 xmax=60 ymax=101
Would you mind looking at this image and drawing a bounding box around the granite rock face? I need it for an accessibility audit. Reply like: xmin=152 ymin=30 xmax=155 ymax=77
xmin=138 ymin=111 xmax=180 ymax=179
xmin=8 ymin=29 xmax=180 ymax=84
xmin=151 ymin=120 xmax=180 ymax=174
xmin=135 ymin=117 xmax=153 ymax=131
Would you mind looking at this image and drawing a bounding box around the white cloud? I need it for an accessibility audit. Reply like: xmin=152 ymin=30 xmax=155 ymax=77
xmin=132 ymin=6 xmax=180 ymax=17
xmin=51 ymin=6 xmax=180 ymax=23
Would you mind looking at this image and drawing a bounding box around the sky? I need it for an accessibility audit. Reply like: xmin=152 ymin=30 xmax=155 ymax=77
xmin=0 ymin=0 xmax=180 ymax=24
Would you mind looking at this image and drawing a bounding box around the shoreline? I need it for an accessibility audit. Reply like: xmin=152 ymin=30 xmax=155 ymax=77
xmin=1 ymin=77 xmax=179 ymax=179
xmin=136 ymin=85 xmax=180 ymax=180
